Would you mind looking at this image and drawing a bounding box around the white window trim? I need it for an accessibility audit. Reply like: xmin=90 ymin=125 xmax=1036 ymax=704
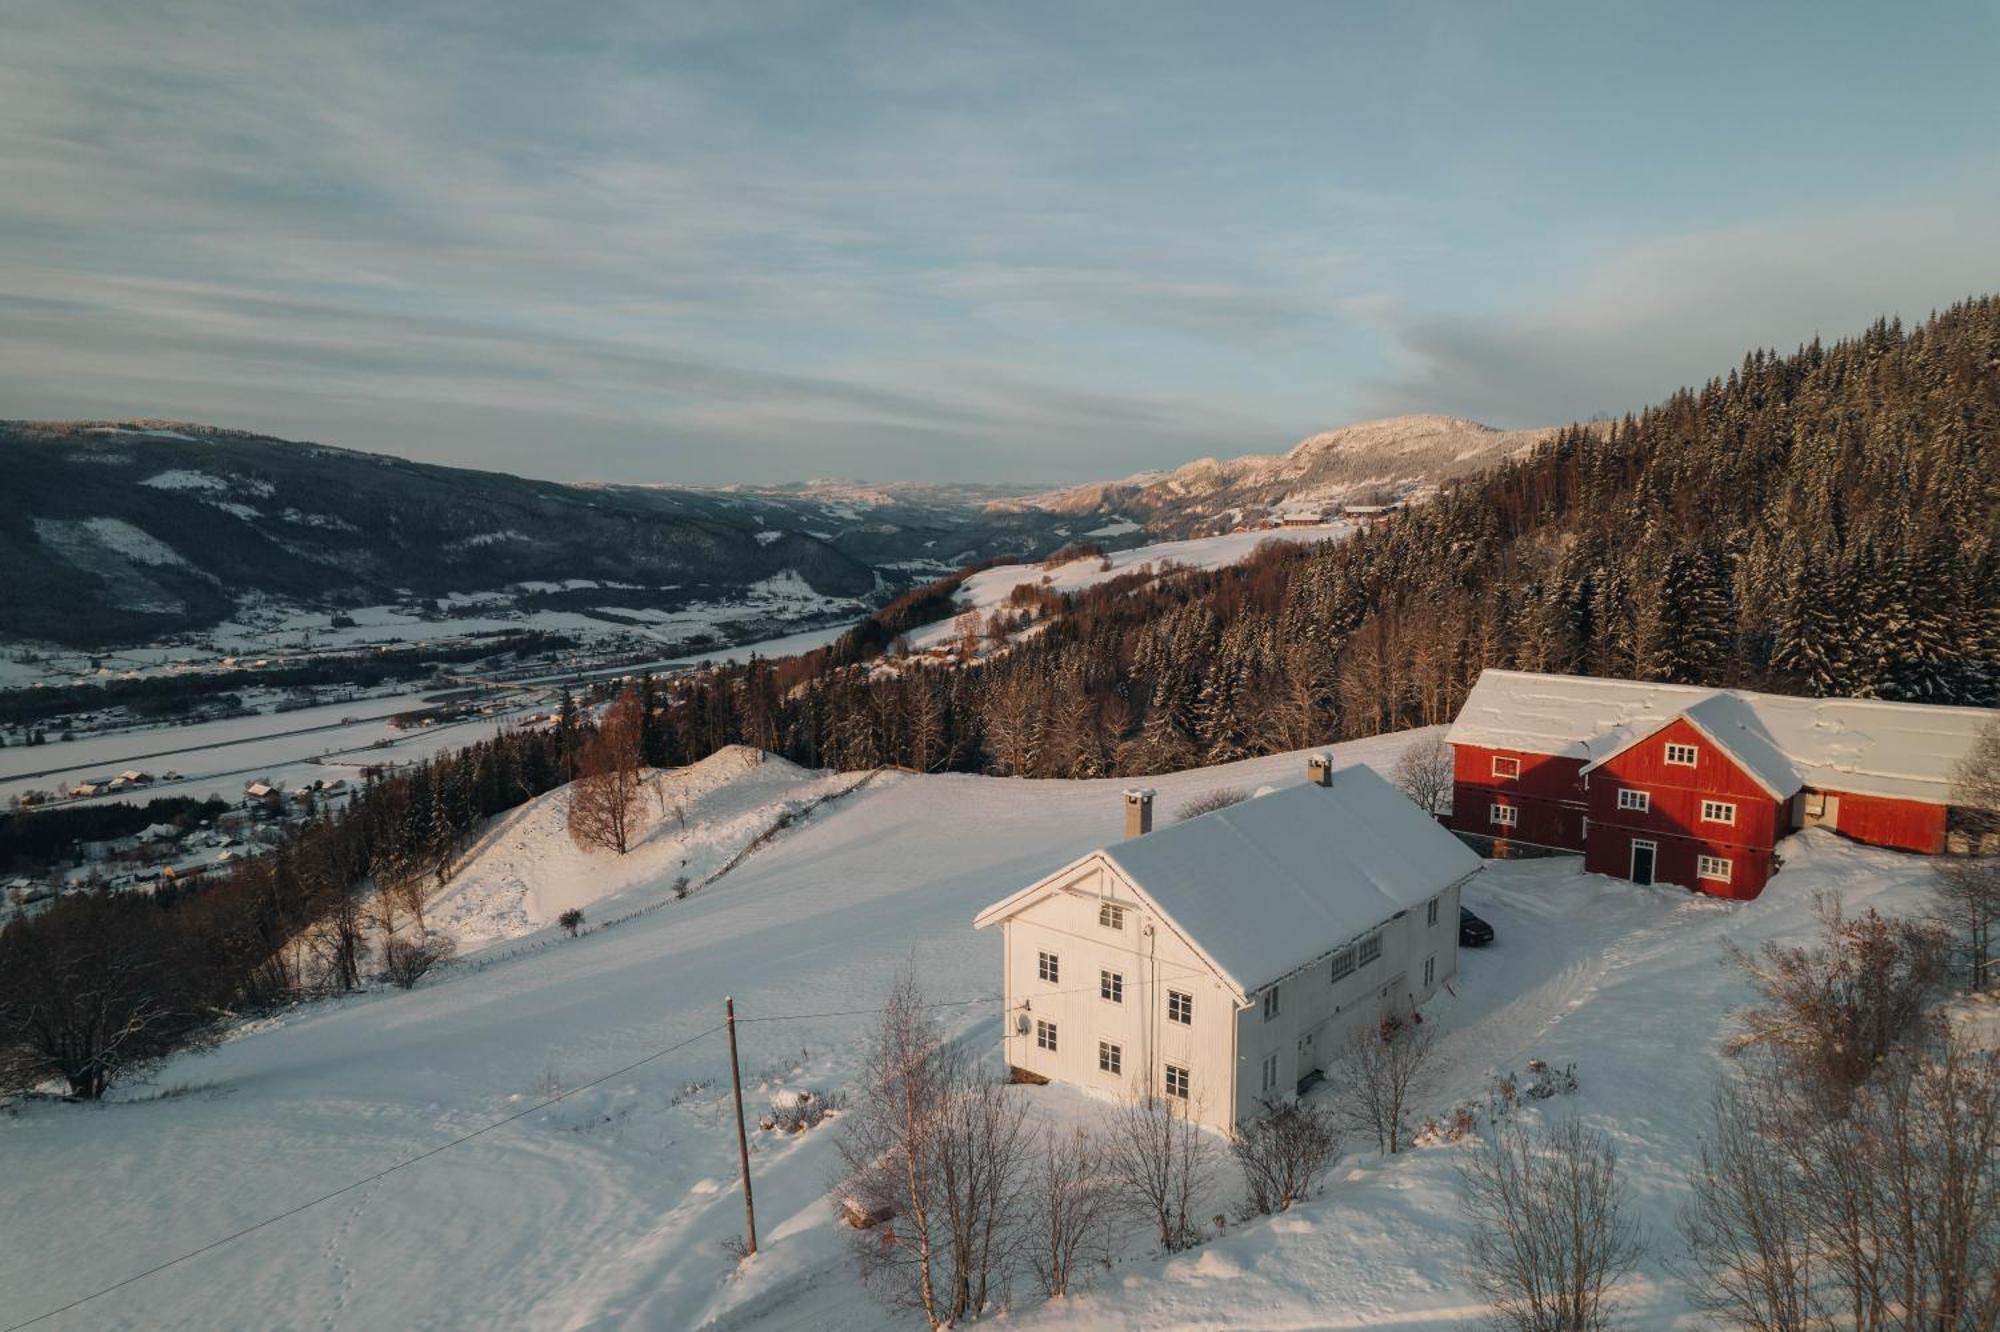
xmin=1701 ymin=799 xmax=1737 ymax=825
xmin=1036 ymin=1019 xmax=1058 ymax=1052
xmin=1617 ymin=788 xmax=1650 ymax=813
xmin=1100 ymin=969 xmax=1124 ymax=1004
xmin=1426 ymin=896 xmax=1440 ymax=926
xmin=1490 ymin=802 xmax=1518 ymax=828
xmin=1358 ymin=932 xmax=1383 ymax=967
xmin=1423 ymin=953 xmax=1436 ymax=987
xmin=1098 ymin=902 xmax=1124 ymax=931
xmin=1665 ymin=742 xmax=1698 ymax=767
xmin=1491 ymin=755 xmax=1520 ymax=779
xmin=1098 ymin=1040 xmax=1121 ymax=1075
xmin=1263 ymin=984 xmax=1280 ymax=1021
xmin=1165 ymin=1064 xmax=1190 ymax=1099
xmin=1698 ymin=854 xmax=1733 ymax=883
xmin=1167 ymin=989 xmax=1193 ymax=1025
xmin=1037 ymin=951 xmax=1059 ymax=983
xmin=1329 ymin=947 xmax=1356 ymax=982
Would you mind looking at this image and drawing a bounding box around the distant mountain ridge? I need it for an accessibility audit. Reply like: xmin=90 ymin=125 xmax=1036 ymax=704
xmin=1006 ymin=414 xmax=1556 ymax=534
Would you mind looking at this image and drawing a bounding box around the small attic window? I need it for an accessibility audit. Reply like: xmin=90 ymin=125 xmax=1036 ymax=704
xmin=1098 ymin=902 xmax=1125 ymax=931
xmin=1665 ymin=742 xmax=1698 ymax=767
xmin=1491 ymin=755 xmax=1520 ymax=779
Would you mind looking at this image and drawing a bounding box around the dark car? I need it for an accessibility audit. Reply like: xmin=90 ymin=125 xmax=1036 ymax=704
xmin=1459 ymin=906 xmax=1495 ymax=947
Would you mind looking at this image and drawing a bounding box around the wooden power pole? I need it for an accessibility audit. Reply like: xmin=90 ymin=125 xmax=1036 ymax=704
xmin=725 ymin=996 xmax=758 ymax=1255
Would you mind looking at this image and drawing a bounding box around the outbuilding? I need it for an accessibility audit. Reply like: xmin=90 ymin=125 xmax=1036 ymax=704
xmin=974 ymin=758 xmax=1481 ymax=1132
xmin=1446 ymin=669 xmax=1998 ymax=899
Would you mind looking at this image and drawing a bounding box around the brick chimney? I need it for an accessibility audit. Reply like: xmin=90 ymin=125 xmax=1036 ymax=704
xmin=1123 ymin=788 xmax=1156 ymax=838
xmin=1307 ymin=754 xmax=1334 ymax=787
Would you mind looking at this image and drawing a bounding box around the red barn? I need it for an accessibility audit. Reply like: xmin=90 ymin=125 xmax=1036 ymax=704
xmin=1445 ymin=670 xmax=1997 ymax=899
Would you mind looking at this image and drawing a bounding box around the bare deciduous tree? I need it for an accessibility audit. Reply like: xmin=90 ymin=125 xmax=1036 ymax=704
xmin=382 ymin=932 xmax=455 ymax=988
xmin=835 ymin=968 xmax=1030 ymax=1327
xmin=1724 ymin=895 xmax=1948 ymax=1107
xmin=1103 ymin=1093 xmax=1216 ymax=1253
xmin=1393 ymin=732 xmax=1454 ymax=819
xmin=568 ymin=688 xmax=647 ymax=855
xmin=1935 ymin=718 xmax=2000 ymax=990
xmin=1027 ymin=1126 xmax=1114 ymax=1299
xmin=1338 ymin=1014 xmax=1438 ymax=1155
xmin=1231 ymin=1096 xmax=1344 ymax=1216
xmin=1462 ymin=1118 xmax=1644 ymax=1332
xmin=1175 ymin=787 xmax=1247 ymax=822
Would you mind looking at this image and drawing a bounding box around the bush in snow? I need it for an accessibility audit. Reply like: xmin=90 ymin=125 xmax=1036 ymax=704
xmin=671 ymin=876 xmax=691 ymax=901
xmin=1175 ymin=787 xmax=1246 ymax=822
xmin=1337 ymin=1012 xmax=1438 ymax=1155
xmin=1103 ymin=1092 xmax=1216 ymax=1253
xmin=558 ymin=908 xmax=585 ymax=936
xmin=1461 ymin=1119 xmax=1644 ymax=1332
xmin=383 ymin=932 xmax=455 ymax=989
xmin=1523 ymin=1059 xmax=1578 ymax=1101
xmin=1231 ymin=1097 xmax=1344 ymax=1216
xmin=763 ymin=1088 xmax=843 ymax=1133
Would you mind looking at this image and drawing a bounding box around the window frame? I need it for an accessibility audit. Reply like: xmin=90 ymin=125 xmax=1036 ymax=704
xmin=1491 ymin=755 xmax=1521 ymax=780
xmin=1037 ymin=950 xmax=1059 ymax=983
xmin=1357 ymin=932 xmax=1383 ymax=967
xmin=1665 ymin=742 xmax=1699 ymax=767
xmin=1423 ymin=953 xmax=1436 ymax=987
xmin=1490 ymin=802 xmax=1519 ymax=828
xmin=1262 ymin=984 xmax=1280 ymax=1021
xmin=1697 ymin=854 xmax=1733 ymax=883
xmin=1035 ymin=1018 xmax=1058 ymax=1052
xmin=1100 ymin=969 xmax=1124 ymax=1004
xmin=1261 ymin=1052 xmax=1278 ymax=1093
xmin=1167 ymin=989 xmax=1193 ymax=1025
xmin=1427 ymin=896 xmax=1440 ymax=927
xmin=1616 ymin=788 xmax=1651 ymax=813
xmin=1098 ymin=902 xmax=1125 ymax=931
xmin=1165 ymin=1064 xmax=1190 ymax=1099
xmin=1329 ymin=946 xmax=1356 ymax=983
xmin=1098 ymin=1040 xmax=1122 ymax=1075
xmin=1700 ymin=799 xmax=1737 ymax=826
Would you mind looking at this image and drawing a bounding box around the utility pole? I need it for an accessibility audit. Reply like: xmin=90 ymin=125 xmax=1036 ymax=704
xmin=725 ymin=996 xmax=758 ymax=1256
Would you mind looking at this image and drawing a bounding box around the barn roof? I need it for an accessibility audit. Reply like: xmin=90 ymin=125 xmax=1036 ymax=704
xmin=1448 ymin=670 xmax=1997 ymax=806
xmin=977 ymin=764 xmax=1481 ymax=999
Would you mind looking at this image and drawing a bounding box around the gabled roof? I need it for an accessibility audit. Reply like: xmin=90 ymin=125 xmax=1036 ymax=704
xmin=1578 ymin=693 xmax=1802 ymax=800
xmin=1447 ymin=670 xmax=1998 ymax=806
xmin=975 ymin=765 xmax=1481 ymax=999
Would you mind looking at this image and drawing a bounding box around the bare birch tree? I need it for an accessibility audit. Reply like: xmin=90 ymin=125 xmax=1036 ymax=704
xmin=1461 ymin=1118 xmax=1644 ymax=1332
xmin=1338 ymin=1014 xmax=1438 ymax=1154
xmin=1027 ymin=1126 xmax=1114 ymax=1298
xmin=1103 ymin=1093 xmax=1216 ymax=1253
xmin=568 ymin=688 xmax=647 ymax=855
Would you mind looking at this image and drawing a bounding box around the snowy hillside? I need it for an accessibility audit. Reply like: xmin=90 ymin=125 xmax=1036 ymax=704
xmin=0 ymin=731 xmax=1953 ymax=1330
xmin=1012 ymin=414 xmax=1555 ymax=533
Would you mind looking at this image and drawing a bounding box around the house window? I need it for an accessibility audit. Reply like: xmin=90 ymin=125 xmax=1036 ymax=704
xmin=1263 ymin=984 xmax=1280 ymax=1021
xmin=1424 ymin=954 xmax=1436 ymax=987
xmin=1036 ymin=1019 xmax=1058 ymax=1052
xmin=1697 ymin=855 xmax=1732 ymax=883
xmin=1490 ymin=803 xmax=1519 ymax=828
xmin=1261 ymin=1053 xmax=1278 ymax=1093
xmin=1358 ymin=932 xmax=1383 ymax=967
xmin=1701 ymin=800 xmax=1737 ymax=825
xmin=1167 ymin=989 xmax=1193 ymax=1024
xmin=1491 ymin=755 xmax=1520 ymax=779
xmin=1665 ymin=742 xmax=1699 ymax=767
xmin=1427 ymin=896 xmax=1440 ymax=927
xmin=1037 ymin=951 xmax=1059 ymax=983
xmin=1098 ymin=902 xmax=1124 ymax=931
xmin=1099 ymin=1040 xmax=1122 ymax=1075
xmin=1617 ymin=788 xmax=1650 ymax=813
xmin=1101 ymin=969 xmax=1123 ymax=1003
xmin=1165 ymin=1064 xmax=1190 ymax=1099
xmin=1329 ymin=947 xmax=1356 ymax=982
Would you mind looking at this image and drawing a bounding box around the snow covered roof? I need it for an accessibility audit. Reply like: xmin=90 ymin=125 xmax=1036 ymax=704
xmin=1448 ymin=670 xmax=1998 ymax=806
xmin=977 ymin=765 xmax=1481 ymax=999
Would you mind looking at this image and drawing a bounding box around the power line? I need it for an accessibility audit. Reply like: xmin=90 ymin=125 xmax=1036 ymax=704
xmin=2 ymin=1020 xmax=727 ymax=1332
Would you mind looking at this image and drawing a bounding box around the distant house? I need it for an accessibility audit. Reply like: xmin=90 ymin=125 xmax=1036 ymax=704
xmin=1446 ymin=669 xmax=1999 ymax=899
xmin=974 ymin=759 xmax=1481 ymax=1132
xmin=1277 ymin=509 xmax=1326 ymax=528
xmin=117 ymin=769 xmax=153 ymax=785
xmin=1340 ymin=501 xmax=1404 ymax=526
xmin=244 ymin=780 xmax=282 ymax=807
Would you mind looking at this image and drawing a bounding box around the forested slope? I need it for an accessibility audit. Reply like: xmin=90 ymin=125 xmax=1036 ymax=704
xmin=653 ymin=298 xmax=2000 ymax=776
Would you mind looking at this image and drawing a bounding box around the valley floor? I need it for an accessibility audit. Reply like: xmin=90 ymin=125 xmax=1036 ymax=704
xmin=0 ymin=731 xmax=1948 ymax=1330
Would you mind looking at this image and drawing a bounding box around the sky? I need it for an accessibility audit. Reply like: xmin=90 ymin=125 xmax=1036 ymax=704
xmin=1 ymin=1 xmax=1995 ymax=486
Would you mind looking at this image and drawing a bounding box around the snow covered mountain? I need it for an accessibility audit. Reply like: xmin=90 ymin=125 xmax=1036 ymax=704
xmin=1006 ymin=414 xmax=1556 ymax=535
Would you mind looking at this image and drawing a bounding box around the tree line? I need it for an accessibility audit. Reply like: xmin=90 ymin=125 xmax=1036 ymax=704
xmin=642 ymin=298 xmax=1999 ymax=779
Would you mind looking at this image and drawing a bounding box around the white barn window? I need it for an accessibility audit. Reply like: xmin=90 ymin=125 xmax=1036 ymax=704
xmin=1165 ymin=1064 xmax=1190 ymax=1099
xmin=1490 ymin=803 xmax=1518 ymax=828
xmin=1491 ymin=755 xmax=1520 ymax=779
xmin=1697 ymin=855 xmax=1732 ymax=883
xmin=1100 ymin=969 xmax=1123 ymax=1003
xmin=1665 ymin=742 xmax=1698 ymax=766
xmin=1701 ymin=799 xmax=1736 ymax=825
xmin=1037 ymin=951 xmax=1059 ymax=983
xmin=1167 ymin=989 xmax=1192 ymax=1024
xmin=1098 ymin=902 xmax=1124 ymax=930
xmin=1617 ymin=788 xmax=1650 ymax=812
xmin=1098 ymin=1040 xmax=1121 ymax=1075
xmin=1036 ymin=1019 xmax=1058 ymax=1051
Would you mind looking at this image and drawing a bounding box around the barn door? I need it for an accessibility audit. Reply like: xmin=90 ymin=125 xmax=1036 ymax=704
xmin=1630 ymin=840 xmax=1656 ymax=887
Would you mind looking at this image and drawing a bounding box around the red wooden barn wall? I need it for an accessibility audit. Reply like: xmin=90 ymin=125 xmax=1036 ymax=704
xmin=1822 ymin=788 xmax=1947 ymax=855
xmin=1449 ymin=745 xmax=1587 ymax=851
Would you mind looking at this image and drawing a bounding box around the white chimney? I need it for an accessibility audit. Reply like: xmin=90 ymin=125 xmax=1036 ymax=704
xmin=1123 ymin=788 xmax=1156 ymax=838
xmin=1307 ymin=754 xmax=1333 ymax=787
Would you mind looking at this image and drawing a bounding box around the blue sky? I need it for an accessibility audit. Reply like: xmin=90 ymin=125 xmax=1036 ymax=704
xmin=1 ymin=1 xmax=1995 ymax=484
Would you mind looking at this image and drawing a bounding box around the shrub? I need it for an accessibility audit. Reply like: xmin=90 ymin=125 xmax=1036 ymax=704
xmin=1232 ymin=1097 xmax=1343 ymax=1216
xmin=383 ymin=933 xmax=455 ymax=989
xmin=558 ymin=908 xmax=585 ymax=936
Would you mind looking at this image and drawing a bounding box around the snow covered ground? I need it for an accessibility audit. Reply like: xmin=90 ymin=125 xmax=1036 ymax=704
xmin=0 ymin=729 xmax=1952 ymax=1331
xmin=907 ymin=523 xmax=1351 ymax=650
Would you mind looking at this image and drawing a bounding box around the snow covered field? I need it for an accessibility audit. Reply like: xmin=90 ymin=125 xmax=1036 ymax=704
xmin=0 ymin=729 xmax=1950 ymax=1330
xmin=907 ymin=524 xmax=1351 ymax=650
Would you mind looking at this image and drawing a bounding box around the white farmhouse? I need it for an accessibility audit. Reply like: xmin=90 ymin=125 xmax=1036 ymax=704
xmin=973 ymin=757 xmax=1481 ymax=1133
